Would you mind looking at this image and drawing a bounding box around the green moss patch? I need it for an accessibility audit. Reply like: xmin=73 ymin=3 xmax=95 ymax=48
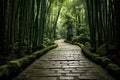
xmin=107 ymin=63 xmax=120 ymax=79
xmin=96 ymin=44 xmax=107 ymax=56
xmin=0 ymin=65 xmax=9 ymax=76
xmin=96 ymin=44 xmax=117 ymax=57
xmin=0 ymin=43 xmax=58 ymax=80
xmin=65 ymin=41 xmax=120 ymax=80
xmin=107 ymin=63 xmax=120 ymax=71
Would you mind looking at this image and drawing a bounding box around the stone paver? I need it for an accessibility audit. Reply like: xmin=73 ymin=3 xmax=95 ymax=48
xmin=13 ymin=39 xmax=115 ymax=80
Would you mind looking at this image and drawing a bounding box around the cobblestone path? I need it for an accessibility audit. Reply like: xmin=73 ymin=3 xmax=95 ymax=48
xmin=13 ymin=39 xmax=115 ymax=80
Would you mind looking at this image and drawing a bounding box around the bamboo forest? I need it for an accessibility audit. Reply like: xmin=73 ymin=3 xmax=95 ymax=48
xmin=0 ymin=0 xmax=120 ymax=80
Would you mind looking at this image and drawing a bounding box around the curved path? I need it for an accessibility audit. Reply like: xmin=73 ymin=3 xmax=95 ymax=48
xmin=13 ymin=39 xmax=115 ymax=80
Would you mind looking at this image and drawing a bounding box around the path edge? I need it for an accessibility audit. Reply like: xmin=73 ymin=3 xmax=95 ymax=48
xmin=65 ymin=40 xmax=120 ymax=80
xmin=0 ymin=43 xmax=58 ymax=80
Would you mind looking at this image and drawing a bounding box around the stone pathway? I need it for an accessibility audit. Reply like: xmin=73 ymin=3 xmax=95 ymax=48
xmin=13 ymin=39 xmax=115 ymax=80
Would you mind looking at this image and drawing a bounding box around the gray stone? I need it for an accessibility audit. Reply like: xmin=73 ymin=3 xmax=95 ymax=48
xmin=13 ymin=39 xmax=115 ymax=80
xmin=59 ymin=77 xmax=74 ymax=80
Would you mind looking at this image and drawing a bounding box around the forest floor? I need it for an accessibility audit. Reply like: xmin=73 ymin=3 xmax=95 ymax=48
xmin=13 ymin=39 xmax=115 ymax=80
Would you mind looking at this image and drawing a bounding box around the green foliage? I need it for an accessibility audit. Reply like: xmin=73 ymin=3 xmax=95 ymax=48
xmin=101 ymin=57 xmax=111 ymax=66
xmin=72 ymin=42 xmax=84 ymax=47
xmin=107 ymin=63 xmax=120 ymax=71
xmin=90 ymin=54 xmax=100 ymax=61
xmin=37 ymin=44 xmax=46 ymax=50
xmin=66 ymin=40 xmax=120 ymax=79
xmin=81 ymin=44 xmax=111 ymax=67
xmin=43 ymin=38 xmax=54 ymax=46
xmin=94 ymin=57 xmax=111 ymax=67
xmin=72 ymin=34 xmax=90 ymax=44
xmin=96 ymin=44 xmax=107 ymax=56
xmin=0 ymin=65 xmax=9 ymax=77
xmin=107 ymin=63 xmax=120 ymax=79
xmin=0 ymin=43 xmax=58 ymax=80
xmin=96 ymin=44 xmax=117 ymax=56
xmin=8 ymin=57 xmax=30 ymax=70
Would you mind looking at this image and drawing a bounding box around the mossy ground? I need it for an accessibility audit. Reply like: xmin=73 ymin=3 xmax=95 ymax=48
xmin=65 ymin=41 xmax=120 ymax=80
xmin=0 ymin=43 xmax=58 ymax=80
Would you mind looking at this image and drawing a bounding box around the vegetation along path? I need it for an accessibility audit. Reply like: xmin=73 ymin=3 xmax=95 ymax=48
xmin=13 ymin=39 xmax=115 ymax=80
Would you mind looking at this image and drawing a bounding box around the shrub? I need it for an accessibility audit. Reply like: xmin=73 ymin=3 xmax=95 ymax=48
xmin=107 ymin=63 xmax=120 ymax=72
xmin=107 ymin=63 xmax=120 ymax=79
xmin=0 ymin=65 xmax=10 ymax=77
xmin=101 ymin=57 xmax=111 ymax=67
xmin=96 ymin=44 xmax=107 ymax=56
xmin=72 ymin=34 xmax=90 ymax=44
xmin=96 ymin=44 xmax=117 ymax=56
xmin=43 ymin=38 xmax=54 ymax=46
xmin=90 ymin=54 xmax=100 ymax=61
xmin=94 ymin=57 xmax=103 ymax=64
xmin=37 ymin=44 xmax=46 ymax=50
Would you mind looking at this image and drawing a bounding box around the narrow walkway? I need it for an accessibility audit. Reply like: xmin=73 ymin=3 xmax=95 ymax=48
xmin=13 ymin=39 xmax=115 ymax=80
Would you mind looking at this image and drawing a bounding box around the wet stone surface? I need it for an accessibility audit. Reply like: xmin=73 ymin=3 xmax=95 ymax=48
xmin=13 ymin=39 xmax=115 ymax=80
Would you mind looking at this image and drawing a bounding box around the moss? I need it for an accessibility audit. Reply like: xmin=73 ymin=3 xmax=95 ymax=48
xmin=73 ymin=42 xmax=83 ymax=47
xmin=25 ymin=55 xmax=36 ymax=61
xmin=107 ymin=63 xmax=120 ymax=71
xmin=80 ymin=44 xmax=99 ymax=60
xmin=96 ymin=44 xmax=116 ymax=57
xmin=101 ymin=57 xmax=111 ymax=67
xmin=94 ymin=57 xmax=103 ymax=63
xmin=37 ymin=44 xmax=46 ymax=50
xmin=90 ymin=54 xmax=100 ymax=61
xmin=7 ymin=57 xmax=30 ymax=76
xmin=0 ymin=65 xmax=11 ymax=80
xmin=33 ymin=43 xmax=58 ymax=58
xmin=64 ymin=40 xmax=72 ymax=44
xmin=0 ymin=43 xmax=58 ymax=80
xmin=0 ymin=65 xmax=9 ymax=76
xmin=72 ymin=35 xmax=90 ymax=44
xmin=107 ymin=63 xmax=120 ymax=79
xmin=67 ymin=41 xmax=120 ymax=80
xmin=96 ymin=44 xmax=107 ymax=56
